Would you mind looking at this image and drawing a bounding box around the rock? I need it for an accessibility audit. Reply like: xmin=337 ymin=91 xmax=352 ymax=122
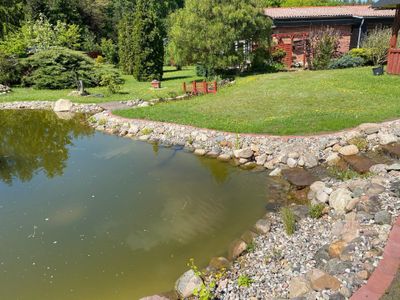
xmin=303 ymin=153 xmax=319 ymax=168
xmin=356 ymin=270 xmax=370 ymax=281
xmin=345 ymin=197 xmax=360 ymax=212
xmin=316 ymin=191 xmax=329 ymax=203
xmin=287 ymin=158 xmax=298 ymax=168
xmin=374 ymin=211 xmax=391 ymax=225
xmin=341 ymin=155 xmax=375 ymax=174
xmin=253 ymin=219 xmax=271 ymax=235
xmin=288 ymin=152 xmax=300 ymax=159
xmin=175 ymin=269 xmax=203 ymax=299
xmin=53 ymin=99 xmax=73 ymax=112
xmin=233 ymin=148 xmax=253 ymax=159
xmin=387 ymin=163 xmax=400 ymax=171
xmin=291 ymin=205 xmax=310 ymax=220
xmin=0 ymin=84 xmax=11 ymax=94
xmin=307 ymin=269 xmax=341 ymax=291
xmin=140 ymin=295 xmax=170 ymax=300
xmin=391 ymin=181 xmax=400 ymax=197
xmin=289 ymin=277 xmax=312 ymax=298
xmin=370 ymin=164 xmax=388 ymax=174
xmin=359 ymin=123 xmax=380 ymax=135
xmin=329 ymin=240 xmax=347 ymax=258
xmin=365 ymin=183 xmax=385 ymax=196
xmin=382 ymin=143 xmax=400 ymax=159
xmin=228 ymin=239 xmax=247 ymax=260
xmin=209 ymin=257 xmax=231 ymax=271
xmin=310 ymin=181 xmax=326 ymax=194
xmin=282 ymin=168 xmax=318 ymax=188
xmin=324 ymin=258 xmax=352 ymax=275
xmin=217 ymin=154 xmax=231 ymax=161
xmin=314 ymin=245 xmax=331 ymax=266
xmin=329 ymin=293 xmax=346 ymax=300
xmin=255 ymin=154 xmax=267 ymax=166
xmin=241 ymin=230 xmax=257 ymax=244
xmin=326 ymin=153 xmax=341 ymax=166
xmin=329 ymin=188 xmax=353 ymax=214
xmin=269 ymin=168 xmax=281 ymax=177
xmin=194 ymin=149 xmax=207 ymax=156
xmin=378 ymin=133 xmax=397 ymax=145
xmin=338 ymin=145 xmax=359 ymax=156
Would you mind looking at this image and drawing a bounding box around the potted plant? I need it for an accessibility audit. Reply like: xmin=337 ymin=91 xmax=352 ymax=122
xmin=361 ymin=28 xmax=391 ymax=76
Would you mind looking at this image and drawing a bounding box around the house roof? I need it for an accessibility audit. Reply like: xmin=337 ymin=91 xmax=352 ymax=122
xmin=372 ymin=0 xmax=400 ymax=9
xmin=264 ymin=5 xmax=395 ymax=19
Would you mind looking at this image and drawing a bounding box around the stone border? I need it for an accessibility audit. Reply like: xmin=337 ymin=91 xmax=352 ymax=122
xmin=351 ymin=216 xmax=400 ymax=300
xmin=2 ymin=101 xmax=400 ymax=299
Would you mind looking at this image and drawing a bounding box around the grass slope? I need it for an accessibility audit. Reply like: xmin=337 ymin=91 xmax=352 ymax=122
xmin=0 ymin=66 xmax=200 ymax=103
xmin=116 ymin=67 xmax=400 ymax=135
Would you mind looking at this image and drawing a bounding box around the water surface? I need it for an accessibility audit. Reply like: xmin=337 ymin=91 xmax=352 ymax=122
xmin=0 ymin=110 xmax=279 ymax=299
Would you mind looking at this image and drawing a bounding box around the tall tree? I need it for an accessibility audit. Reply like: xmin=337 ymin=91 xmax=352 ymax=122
xmin=119 ymin=0 xmax=164 ymax=81
xmin=0 ymin=0 xmax=25 ymax=40
xmin=168 ymin=0 xmax=272 ymax=74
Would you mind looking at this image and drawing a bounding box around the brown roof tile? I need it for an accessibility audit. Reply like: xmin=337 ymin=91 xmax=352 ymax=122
xmin=264 ymin=5 xmax=395 ymax=19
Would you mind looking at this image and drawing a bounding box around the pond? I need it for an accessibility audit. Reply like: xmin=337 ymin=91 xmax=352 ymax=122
xmin=0 ymin=110 xmax=285 ymax=300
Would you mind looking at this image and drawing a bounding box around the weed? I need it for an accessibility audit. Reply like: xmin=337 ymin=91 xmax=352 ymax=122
xmin=280 ymin=207 xmax=296 ymax=235
xmin=309 ymin=203 xmax=325 ymax=219
xmin=98 ymin=118 xmax=107 ymax=126
xmin=237 ymin=275 xmax=254 ymax=287
xmin=140 ymin=127 xmax=153 ymax=135
xmin=328 ymin=166 xmax=371 ymax=181
xmin=235 ymin=134 xmax=241 ymax=150
xmin=246 ymin=242 xmax=256 ymax=253
xmin=348 ymin=137 xmax=368 ymax=151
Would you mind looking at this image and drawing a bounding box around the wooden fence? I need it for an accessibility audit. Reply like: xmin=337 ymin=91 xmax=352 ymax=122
xmin=183 ymin=81 xmax=218 ymax=95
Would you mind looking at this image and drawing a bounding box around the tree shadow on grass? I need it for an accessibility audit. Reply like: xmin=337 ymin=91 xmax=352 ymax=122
xmin=162 ymin=75 xmax=192 ymax=82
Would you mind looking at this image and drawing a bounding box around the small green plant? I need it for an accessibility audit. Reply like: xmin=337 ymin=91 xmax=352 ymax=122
xmin=348 ymin=137 xmax=368 ymax=152
xmin=246 ymin=242 xmax=256 ymax=253
xmin=309 ymin=203 xmax=325 ymax=219
xmin=237 ymin=274 xmax=254 ymax=287
xmin=327 ymin=166 xmax=370 ymax=181
xmin=280 ymin=207 xmax=296 ymax=235
xmin=98 ymin=118 xmax=107 ymax=126
xmin=188 ymin=258 xmax=225 ymax=300
xmin=187 ymin=135 xmax=194 ymax=145
xmin=140 ymin=128 xmax=153 ymax=135
xmin=99 ymin=73 xmax=122 ymax=94
xmin=95 ymin=55 xmax=105 ymax=64
xmin=235 ymin=134 xmax=241 ymax=150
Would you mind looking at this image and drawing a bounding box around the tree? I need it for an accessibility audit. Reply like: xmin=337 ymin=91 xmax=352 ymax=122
xmin=168 ymin=0 xmax=272 ymax=75
xmin=118 ymin=0 xmax=164 ymax=81
xmin=0 ymin=0 xmax=25 ymax=40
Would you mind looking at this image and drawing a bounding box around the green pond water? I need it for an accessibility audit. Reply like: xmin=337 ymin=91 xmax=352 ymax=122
xmin=0 ymin=110 xmax=284 ymax=300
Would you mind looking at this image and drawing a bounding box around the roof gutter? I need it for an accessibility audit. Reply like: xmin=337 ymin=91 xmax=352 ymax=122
xmin=354 ymin=15 xmax=365 ymax=48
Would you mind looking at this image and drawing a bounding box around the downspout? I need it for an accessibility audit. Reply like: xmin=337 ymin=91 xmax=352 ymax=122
xmin=354 ymin=16 xmax=365 ymax=48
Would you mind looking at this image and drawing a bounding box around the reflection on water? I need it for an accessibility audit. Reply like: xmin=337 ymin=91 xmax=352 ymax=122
xmin=0 ymin=110 xmax=93 ymax=185
xmin=0 ymin=110 xmax=281 ymax=300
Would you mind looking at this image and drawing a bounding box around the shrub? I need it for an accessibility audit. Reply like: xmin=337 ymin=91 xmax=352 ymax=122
xmin=280 ymin=207 xmax=296 ymax=235
xmin=0 ymin=52 xmax=22 ymax=85
xmin=361 ymin=28 xmax=392 ymax=66
xmin=251 ymin=47 xmax=270 ymax=71
xmin=22 ymin=48 xmax=123 ymax=90
xmin=100 ymin=38 xmax=118 ymax=65
xmin=271 ymin=48 xmax=286 ymax=63
xmin=99 ymin=72 xmax=123 ymax=94
xmin=309 ymin=203 xmax=325 ymax=219
xmin=306 ymin=27 xmax=341 ymax=70
xmin=95 ymin=55 xmax=105 ymax=64
xmin=348 ymin=48 xmax=372 ymax=63
xmin=328 ymin=54 xmax=365 ymax=69
xmin=348 ymin=137 xmax=368 ymax=151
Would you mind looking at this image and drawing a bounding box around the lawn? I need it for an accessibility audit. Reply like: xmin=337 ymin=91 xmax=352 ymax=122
xmin=115 ymin=67 xmax=400 ymax=135
xmin=0 ymin=66 xmax=200 ymax=103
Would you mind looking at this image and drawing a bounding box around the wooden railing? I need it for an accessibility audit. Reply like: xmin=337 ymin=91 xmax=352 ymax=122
xmin=183 ymin=81 xmax=218 ymax=95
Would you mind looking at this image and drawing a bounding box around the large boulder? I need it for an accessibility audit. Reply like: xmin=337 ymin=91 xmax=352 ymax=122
xmin=228 ymin=239 xmax=247 ymax=260
xmin=0 ymin=84 xmax=11 ymax=94
xmin=282 ymin=168 xmax=318 ymax=188
xmin=378 ymin=133 xmax=397 ymax=145
xmin=359 ymin=123 xmax=380 ymax=135
xmin=329 ymin=188 xmax=352 ymax=214
xmin=253 ymin=218 xmax=271 ymax=235
xmin=175 ymin=269 xmax=203 ymax=299
xmin=53 ymin=99 xmax=73 ymax=112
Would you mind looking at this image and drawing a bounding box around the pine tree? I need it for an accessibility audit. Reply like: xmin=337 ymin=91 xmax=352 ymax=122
xmin=131 ymin=0 xmax=164 ymax=81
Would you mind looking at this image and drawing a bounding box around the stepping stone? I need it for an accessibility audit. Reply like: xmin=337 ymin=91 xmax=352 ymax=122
xmin=282 ymin=168 xmax=318 ymax=188
xmin=382 ymin=143 xmax=400 ymax=159
xmin=341 ymin=155 xmax=375 ymax=174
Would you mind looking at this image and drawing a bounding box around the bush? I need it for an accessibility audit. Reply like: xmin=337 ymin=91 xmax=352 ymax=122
xmin=100 ymin=38 xmax=118 ymax=65
xmin=348 ymin=48 xmax=372 ymax=62
xmin=361 ymin=28 xmax=392 ymax=66
xmin=307 ymin=28 xmax=341 ymax=70
xmin=251 ymin=47 xmax=270 ymax=71
xmin=328 ymin=54 xmax=365 ymax=69
xmin=271 ymin=48 xmax=286 ymax=63
xmin=22 ymin=48 xmax=122 ymax=90
xmin=0 ymin=52 xmax=22 ymax=85
xmin=99 ymin=72 xmax=123 ymax=94
xmin=95 ymin=55 xmax=105 ymax=64
xmin=280 ymin=207 xmax=296 ymax=235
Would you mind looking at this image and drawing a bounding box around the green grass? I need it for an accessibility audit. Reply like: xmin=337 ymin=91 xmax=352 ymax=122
xmin=115 ymin=67 xmax=400 ymax=135
xmin=0 ymin=66 xmax=200 ymax=104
